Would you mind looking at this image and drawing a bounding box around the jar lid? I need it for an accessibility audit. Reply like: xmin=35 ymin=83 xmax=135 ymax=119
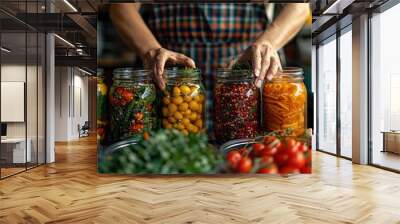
xmin=113 ymin=68 xmax=151 ymax=80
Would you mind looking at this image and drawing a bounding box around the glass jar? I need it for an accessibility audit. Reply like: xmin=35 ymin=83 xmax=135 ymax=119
xmin=214 ymin=69 xmax=259 ymax=143
xmin=161 ymin=68 xmax=205 ymax=135
xmin=97 ymin=69 xmax=108 ymax=143
xmin=263 ymin=67 xmax=307 ymax=136
xmin=109 ymin=68 xmax=157 ymax=142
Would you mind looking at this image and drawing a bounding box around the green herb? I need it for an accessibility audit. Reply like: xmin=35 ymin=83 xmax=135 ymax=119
xmin=99 ymin=129 xmax=222 ymax=174
xmin=232 ymin=61 xmax=252 ymax=70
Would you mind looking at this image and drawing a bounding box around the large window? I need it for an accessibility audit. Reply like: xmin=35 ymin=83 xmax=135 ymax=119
xmin=317 ymin=37 xmax=337 ymax=154
xmin=370 ymin=3 xmax=400 ymax=171
xmin=339 ymin=29 xmax=352 ymax=158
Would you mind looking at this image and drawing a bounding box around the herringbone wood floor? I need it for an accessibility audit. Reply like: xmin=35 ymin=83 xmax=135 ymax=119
xmin=1 ymin=136 xmax=400 ymax=224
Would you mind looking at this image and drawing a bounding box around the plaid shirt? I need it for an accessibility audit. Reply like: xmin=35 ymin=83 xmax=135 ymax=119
xmin=144 ymin=3 xmax=268 ymax=134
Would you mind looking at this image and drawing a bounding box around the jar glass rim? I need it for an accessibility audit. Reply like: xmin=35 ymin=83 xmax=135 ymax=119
xmin=113 ymin=68 xmax=151 ymax=79
xmin=279 ymin=67 xmax=303 ymax=76
xmin=216 ymin=68 xmax=253 ymax=76
xmin=164 ymin=67 xmax=201 ymax=79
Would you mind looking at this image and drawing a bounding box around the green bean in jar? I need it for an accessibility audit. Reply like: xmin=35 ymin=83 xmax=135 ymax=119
xmin=109 ymin=69 xmax=156 ymax=142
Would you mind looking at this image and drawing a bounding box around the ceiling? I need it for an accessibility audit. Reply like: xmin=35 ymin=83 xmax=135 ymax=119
xmin=0 ymin=0 xmax=101 ymax=71
xmin=311 ymin=0 xmax=392 ymax=43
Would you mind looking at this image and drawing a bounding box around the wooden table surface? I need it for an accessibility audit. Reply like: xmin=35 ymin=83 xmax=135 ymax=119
xmin=1 ymin=136 xmax=400 ymax=224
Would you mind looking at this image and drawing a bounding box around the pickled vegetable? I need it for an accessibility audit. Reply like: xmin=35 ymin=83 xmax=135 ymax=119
xmin=263 ymin=80 xmax=307 ymax=136
xmin=214 ymin=82 xmax=259 ymax=142
xmin=97 ymin=76 xmax=108 ymax=142
xmin=109 ymin=77 xmax=156 ymax=142
xmin=162 ymin=84 xmax=205 ymax=134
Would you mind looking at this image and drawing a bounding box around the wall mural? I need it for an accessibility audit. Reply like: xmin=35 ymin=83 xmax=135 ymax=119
xmin=97 ymin=3 xmax=313 ymax=175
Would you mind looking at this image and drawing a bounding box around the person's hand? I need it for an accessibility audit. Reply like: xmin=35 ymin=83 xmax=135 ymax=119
xmin=228 ymin=41 xmax=282 ymax=87
xmin=142 ymin=48 xmax=196 ymax=89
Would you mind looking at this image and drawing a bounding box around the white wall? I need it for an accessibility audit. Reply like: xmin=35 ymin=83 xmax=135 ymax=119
xmin=1 ymin=65 xmax=38 ymax=138
xmin=54 ymin=67 xmax=89 ymax=141
xmin=1 ymin=64 xmax=46 ymax=164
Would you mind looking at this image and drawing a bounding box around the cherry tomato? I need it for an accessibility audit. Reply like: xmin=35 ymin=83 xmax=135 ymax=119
xmin=135 ymin=112 xmax=144 ymax=121
xmin=237 ymin=147 xmax=248 ymax=156
xmin=237 ymin=157 xmax=252 ymax=173
xmin=285 ymin=138 xmax=300 ymax=155
xmin=97 ymin=127 xmax=105 ymax=136
xmin=226 ymin=150 xmax=242 ymax=169
xmin=263 ymin=136 xmax=277 ymax=145
xmin=279 ymin=166 xmax=300 ymax=174
xmin=299 ymin=143 xmax=309 ymax=152
xmin=257 ymin=164 xmax=278 ymax=174
xmin=300 ymin=166 xmax=311 ymax=174
xmin=260 ymin=155 xmax=274 ymax=165
xmin=275 ymin=141 xmax=283 ymax=151
xmin=115 ymin=87 xmax=125 ymax=95
xmin=274 ymin=152 xmax=289 ymax=167
xmin=288 ymin=152 xmax=306 ymax=168
xmin=252 ymin=143 xmax=265 ymax=157
xmin=260 ymin=146 xmax=278 ymax=156
xmin=122 ymin=90 xmax=134 ymax=102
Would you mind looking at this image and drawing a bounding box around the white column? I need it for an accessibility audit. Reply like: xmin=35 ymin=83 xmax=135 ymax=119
xmin=352 ymin=14 xmax=369 ymax=164
xmin=45 ymin=0 xmax=55 ymax=163
xmin=46 ymin=33 xmax=55 ymax=163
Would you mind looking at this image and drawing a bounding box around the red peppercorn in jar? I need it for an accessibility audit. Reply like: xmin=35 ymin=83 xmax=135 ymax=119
xmin=214 ymin=69 xmax=259 ymax=143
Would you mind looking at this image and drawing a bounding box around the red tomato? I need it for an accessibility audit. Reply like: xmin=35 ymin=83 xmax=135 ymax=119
xmin=300 ymin=166 xmax=312 ymax=174
xmin=237 ymin=147 xmax=248 ymax=156
xmin=135 ymin=112 xmax=144 ymax=121
xmin=260 ymin=146 xmax=278 ymax=156
xmin=115 ymin=87 xmax=125 ymax=95
xmin=130 ymin=123 xmax=142 ymax=133
xmin=257 ymin=164 xmax=278 ymax=174
xmin=237 ymin=157 xmax=253 ymax=173
xmin=97 ymin=127 xmax=105 ymax=136
xmin=275 ymin=141 xmax=283 ymax=151
xmin=285 ymin=138 xmax=300 ymax=155
xmin=226 ymin=150 xmax=242 ymax=169
xmin=122 ymin=90 xmax=134 ymax=102
xmin=252 ymin=143 xmax=265 ymax=157
xmin=299 ymin=143 xmax=309 ymax=152
xmin=288 ymin=152 xmax=306 ymax=168
xmin=260 ymin=155 xmax=274 ymax=165
xmin=279 ymin=166 xmax=300 ymax=174
xmin=274 ymin=152 xmax=289 ymax=167
xmin=263 ymin=136 xmax=277 ymax=145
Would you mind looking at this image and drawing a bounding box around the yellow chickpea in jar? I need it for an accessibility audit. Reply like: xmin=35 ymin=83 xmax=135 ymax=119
xmin=162 ymin=69 xmax=205 ymax=134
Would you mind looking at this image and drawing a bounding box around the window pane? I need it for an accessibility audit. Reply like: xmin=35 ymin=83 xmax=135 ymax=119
xmin=371 ymin=3 xmax=400 ymax=171
xmin=1 ymin=31 xmax=28 ymax=177
xmin=318 ymin=38 xmax=337 ymax=154
xmin=340 ymin=30 xmax=352 ymax=158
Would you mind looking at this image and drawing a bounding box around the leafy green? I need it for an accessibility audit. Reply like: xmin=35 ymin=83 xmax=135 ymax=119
xmin=99 ymin=129 xmax=222 ymax=174
xmin=231 ymin=61 xmax=252 ymax=70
